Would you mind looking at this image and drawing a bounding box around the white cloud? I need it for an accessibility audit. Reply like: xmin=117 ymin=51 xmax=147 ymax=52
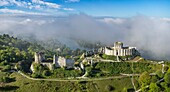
xmin=65 ymin=0 xmax=80 ymax=3
xmin=0 ymin=0 xmax=29 ymax=9
xmin=31 ymin=0 xmax=60 ymax=9
xmin=161 ymin=18 xmax=170 ymax=22
xmin=0 ymin=0 xmax=9 ymax=6
xmin=63 ymin=8 xmax=74 ymax=11
xmin=0 ymin=0 xmax=28 ymax=7
xmin=9 ymin=0 xmax=27 ymax=7
xmin=43 ymin=2 xmax=60 ymax=9
xmin=0 ymin=8 xmax=26 ymax=14
xmin=0 ymin=8 xmax=47 ymax=15
xmin=0 ymin=14 xmax=170 ymax=60
xmin=0 ymin=0 xmax=65 ymax=15
xmin=100 ymin=18 xmax=126 ymax=24
xmin=0 ymin=0 xmax=61 ymax=10
xmin=34 ymin=5 xmax=41 ymax=9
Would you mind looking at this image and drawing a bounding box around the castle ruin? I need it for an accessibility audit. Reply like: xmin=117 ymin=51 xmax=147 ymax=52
xmin=101 ymin=42 xmax=139 ymax=56
xmin=31 ymin=52 xmax=75 ymax=72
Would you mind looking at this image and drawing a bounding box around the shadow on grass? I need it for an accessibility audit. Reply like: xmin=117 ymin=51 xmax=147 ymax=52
xmin=0 ymin=85 xmax=19 ymax=91
xmin=9 ymin=77 xmax=16 ymax=83
xmin=127 ymin=88 xmax=135 ymax=92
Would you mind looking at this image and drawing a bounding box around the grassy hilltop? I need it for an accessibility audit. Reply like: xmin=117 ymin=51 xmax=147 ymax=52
xmin=1 ymin=34 xmax=170 ymax=92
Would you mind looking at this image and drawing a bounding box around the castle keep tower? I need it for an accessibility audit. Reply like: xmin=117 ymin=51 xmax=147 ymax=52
xmin=104 ymin=42 xmax=139 ymax=56
xmin=34 ymin=52 xmax=39 ymax=63
xmin=53 ymin=55 xmax=60 ymax=67
xmin=114 ymin=42 xmax=123 ymax=49
xmin=34 ymin=52 xmax=45 ymax=63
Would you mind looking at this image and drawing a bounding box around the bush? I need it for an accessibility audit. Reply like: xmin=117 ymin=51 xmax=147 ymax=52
xmin=4 ymin=65 xmax=11 ymax=71
xmin=105 ymin=85 xmax=114 ymax=91
xmin=149 ymin=83 xmax=160 ymax=92
xmin=31 ymin=73 xmax=40 ymax=78
xmin=139 ymin=72 xmax=151 ymax=86
xmin=0 ymin=61 xmax=7 ymax=66
xmin=0 ymin=76 xmax=11 ymax=83
xmin=160 ymin=82 xmax=167 ymax=89
xmin=0 ymin=85 xmax=19 ymax=91
xmin=95 ymin=61 xmax=159 ymax=76
xmin=50 ymin=68 xmax=82 ymax=78
xmin=151 ymin=76 xmax=159 ymax=83
xmin=156 ymin=70 xmax=163 ymax=78
xmin=164 ymin=66 xmax=169 ymax=72
xmin=42 ymin=70 xmax=51 ymax=77
xmin=123 ymin=87 xmax=128 ymax=92
xmin=32 ymin=63 xmax=44 ymax=75
xmin=164 ymin=72 xmax=170 ymax=84
xmin=102 ymin=54 xmax=117 ymax=60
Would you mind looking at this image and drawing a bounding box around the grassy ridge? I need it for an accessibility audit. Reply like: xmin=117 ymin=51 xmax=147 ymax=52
xmin=2 ymin=72 xmax=133 ymax=92
xmin=95 ymin=62 xmax=162 ymax=74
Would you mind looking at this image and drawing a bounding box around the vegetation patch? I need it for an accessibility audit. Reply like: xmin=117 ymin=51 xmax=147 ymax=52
xmin=90 ymin=61 xmax=162 ymax=77
xmin=49 ymin=68 xmax=83 ymax=78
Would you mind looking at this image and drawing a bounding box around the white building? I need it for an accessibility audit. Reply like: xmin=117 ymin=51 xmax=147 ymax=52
xmin=31 ymin=52 xmax=75 ymax=72
xmin=102 ymin=42 xmax=139 ymax=56
xmin=53 ymin=55 xmax=75 ymax=69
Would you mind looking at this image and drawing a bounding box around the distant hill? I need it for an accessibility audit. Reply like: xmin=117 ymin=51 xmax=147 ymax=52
xmin=0 ymin=34 xmax=45 ymax=62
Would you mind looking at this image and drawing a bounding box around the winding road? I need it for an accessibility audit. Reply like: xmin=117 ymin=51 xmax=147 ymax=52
xmin=17 ymin=71 xmax=133 ymax=82
xmin=16 ymin=58 xmax=165 ymax=92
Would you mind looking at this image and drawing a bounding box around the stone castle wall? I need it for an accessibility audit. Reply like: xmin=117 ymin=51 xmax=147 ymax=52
xmin=104 ymin=42 xmax=138 ymax=56
xmin=32 ymin=53 xmax=75 ymax=71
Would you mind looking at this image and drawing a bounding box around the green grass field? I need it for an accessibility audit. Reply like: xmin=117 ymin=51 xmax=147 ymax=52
xmin=0 ymin=72 xmax=133 ymax=92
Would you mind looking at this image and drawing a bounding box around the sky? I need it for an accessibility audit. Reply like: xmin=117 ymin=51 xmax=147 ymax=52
xmin=0 ymin=0 xmax=169 ymax=17
xmin=0 ymin=0 xmax=170 ymax=60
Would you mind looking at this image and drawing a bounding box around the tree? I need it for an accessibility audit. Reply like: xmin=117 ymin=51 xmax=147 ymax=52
xmin=123 ymin=87 xmax=128 ymax=92
xmin=105 ymin=85 xmax=114 ymax=91
xmin=151 ymin=76 xmax=159 ymax=83
xmin=31 ymin=73 xmax=39 ymax=78
xmin=86 ymin=67 xmax=92 ymax=72
xmin=160 ymin=82 xmax=167 ymax=89
xmin=42 ymin=70 xmax=51 ymax=77
xmin=139 ymin=71 xmax=151 ymax=86
xmin=156 ymin=70 xmax=163 ymax=78
xmin=0 ymin=61 xmax=7 ymax=66
xmin=4 ymin=65 xmax=11 ymax=71
xmin=164 ymin=65 xmax=169 ymax=72
xmin=0 ymin=76 xmax=10 ymax=83
xmin=32 ymin=63 xmax=45 ymax=77
xmin=148 ymin=83 xmax=160 ymax=92
xmin=165 ymin=87 xmax=170 ymax=92
xmin=164 ymin=72 xmax=170 ymax=84
xmin=16 ymin=61 xmax=31 ymax=72
xmin=141 ymin=85 xmax=148 ymax=92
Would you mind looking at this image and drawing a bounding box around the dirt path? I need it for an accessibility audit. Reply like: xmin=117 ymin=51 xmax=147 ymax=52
xmin=18 ymin=71 xmax=136 ymax=82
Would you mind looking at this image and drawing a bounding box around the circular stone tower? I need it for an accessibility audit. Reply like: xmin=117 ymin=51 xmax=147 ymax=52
xmin=114 ymin=42 xmax=123 ymax=49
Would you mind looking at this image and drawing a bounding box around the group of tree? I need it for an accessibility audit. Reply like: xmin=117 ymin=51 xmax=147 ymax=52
xmin=94 ymin=62 xmax=158 ymax=76
xmin=31 ymin=62 xmax=82 ymax=78
xmin=138 ymin=63 xmax=170 ymax=92
xmin=0 ymin=76 xmax=11 ymax=83
xmin=0 ymin=34 xmax=46 ymax=63
xmin=0 ymin=34 xmax=86 ymax=73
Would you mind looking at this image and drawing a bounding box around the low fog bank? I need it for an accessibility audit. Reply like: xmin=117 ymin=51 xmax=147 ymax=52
xmin=0 ymin=14 xmax=170 ymax=60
